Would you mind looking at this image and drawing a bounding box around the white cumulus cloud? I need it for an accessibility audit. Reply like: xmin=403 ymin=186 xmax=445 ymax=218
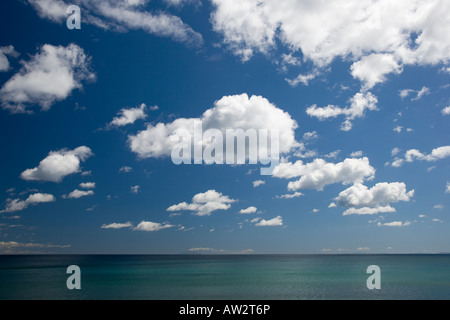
xmin=412 ymin=86 xmax=430 ymax=101
xmin=28 ymin=0 xmax=203 ymax=47
xmin=399 ymin=89 xmax=414 ymax=99
xmin=1 ymin=193 xmax=55 ymax=213
xmin=391 ymin=148 xmax=401 ymax=156
xmin=378 ymin=221 xmax=411 ymax=227
xmin=254 ymin=215 xmax=283 ymax=227
xmin=406 ymin=146 xmax=450 ymax=163
xmin=442 ymin=106 xmax=450 ymax=115
xmin=167 ymin=190 xmax=236 ymax=216
xmin=20 ymin=146 xmax=93 ymax=183
xmin=302 ymin=131 xmax=318 ymax=141
xmin=64 ymin=189 xmax=94 ymax=199
xmin=134 ymin=221 xmax=174 ymax=231
xmin=108 ymin=103 xmax=147 ymax=128
xmin=0 ymin=45 xmax=19 ymax=72
xmin=286 ymin=70 xmax=320 ymax=87
xmin=101 ymin=222 xmax=133 ymax=229
xmin=276 ymin=192 xmax=304 ymax=199
xmin=306 ymin=92 xmax=378 ymax=131
xmin=343 ymin=206 xmax=396 ymax=216
xmin=336 ymin=182 xmax=414 ymax=216
xmin=392 ymin=146 xmax=450 ymax=167
xmin=253 ymin=180 xmax=265 ymax=188
xmin=393 ymin=126 xmax=403 ymax=133
xmin=130 ymin=185 xmax=140 ymax=194
xmin=0 ymin=44 xmax=95 ymax=113
xmin=211 ymin=0 xmax=450 ymax=86
xmin=128 ymin=93 xmax=299 ymax=160
xmin=350 ymin=151 xmax=363 ymax=158
xmin=399 ymin=86 xmax=430 ymax=101
xmin=350 ymin=54 xmax=402 ymax=90
xmin=239 ymin=206 xmax=257 ymax=214
xmin=119 ymin=166 xmax=133 ymax=173
xmin=79 ymin=182 xmax=95 ymax=189
xmin=273 ymin=157 xmax=375 ymax=191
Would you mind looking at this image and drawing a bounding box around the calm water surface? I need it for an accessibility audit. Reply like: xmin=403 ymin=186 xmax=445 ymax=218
xmin=0 ymin=254 xmax=449 ymax=300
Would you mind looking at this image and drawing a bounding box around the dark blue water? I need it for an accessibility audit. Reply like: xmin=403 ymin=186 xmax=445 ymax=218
xmin=0 ymin=254 xmax=449 ymax=300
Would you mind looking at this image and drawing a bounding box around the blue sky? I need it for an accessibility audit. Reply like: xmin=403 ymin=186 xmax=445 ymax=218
xmin=0 ymin=0 xmax=449 ymax=254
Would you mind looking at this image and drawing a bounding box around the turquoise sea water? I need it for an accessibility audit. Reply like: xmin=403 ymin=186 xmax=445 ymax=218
xmin=0 ymin=254 xmax=449 ymax=300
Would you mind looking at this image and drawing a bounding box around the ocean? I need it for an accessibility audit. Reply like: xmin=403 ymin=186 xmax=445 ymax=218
xmin=0 ymin=254 xmax=449 ymax=300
